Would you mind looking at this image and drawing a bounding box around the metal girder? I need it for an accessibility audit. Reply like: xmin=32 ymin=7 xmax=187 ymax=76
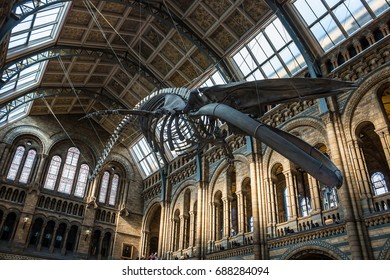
xmin=0 ymin=45 xmax=167 ymax=90
xmin=0 ymin=86 xmax=126 ymax=121
xmin=0 ymin=0 xmax=235 ymax=83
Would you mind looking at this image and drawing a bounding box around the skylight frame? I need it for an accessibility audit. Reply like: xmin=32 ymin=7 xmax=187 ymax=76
xmin=7 ymin=1 xmax=71 ymax=57
xmin=231 ymin=17 xmax=307 ymax=81
xmin=292 ymin=0 xmax=390 ymax=52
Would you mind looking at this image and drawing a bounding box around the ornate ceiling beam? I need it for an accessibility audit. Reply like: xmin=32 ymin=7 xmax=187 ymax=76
xmin=0 ymin=45 xmax=167 ymax=95
xmin=0 ymin=86 xmax=126 ymax=121
xmin=0 ymin=0 xmax=236 ymax=82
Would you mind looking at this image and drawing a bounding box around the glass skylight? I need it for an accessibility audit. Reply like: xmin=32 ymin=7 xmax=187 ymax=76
xmin=292 ymin=0 xmax=390 ymax=52
xmin=0 ymin=1 xmax=70 ymax=128
xmin=200 ymin=71 xmax=227 ymax=87
xmin=232 ymin=17 xmax=306 ymax=81
xmin=7 ymin=1 xmax=70 ymax=55
xmin=130 ymin=137 xmax=161 ymax=178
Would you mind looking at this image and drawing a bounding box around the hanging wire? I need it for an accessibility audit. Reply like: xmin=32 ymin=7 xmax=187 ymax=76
xmin=42 ymin=97 xmax=91 ymax=164
xmin=57 ymin=56 xmax=105 ymax=149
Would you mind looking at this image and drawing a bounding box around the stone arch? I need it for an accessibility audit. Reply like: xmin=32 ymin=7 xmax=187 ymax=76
xmin=2 ymin=125 xmax=48 ymax=151
xmin=280 ymin=240 xmax=349 ymax=260
xmin=343 ymin=65 xmax=390 ymax=139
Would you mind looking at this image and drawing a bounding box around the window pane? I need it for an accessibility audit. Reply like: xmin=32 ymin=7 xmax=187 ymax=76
xmin=366 ymin=0 xmax=390 ymax=15
xmin=99 ymin=172 xmax=110 ymax=203
xmin=19 ymin=149 xmax=36 ymax=183
xmin=6 ymin=146 xmax=25 ymax=180
xmin=109 ymin=174 xmax=119 ymax=206
xmin=74 ymin=164 xmax=89 ymax=197
xmin=58 ymin=147 xmax=80 ymax=194
xmin=44 ymin=155 xmax=62 ymax=190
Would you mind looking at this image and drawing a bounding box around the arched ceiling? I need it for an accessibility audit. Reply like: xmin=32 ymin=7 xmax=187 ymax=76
xmin=0 ymin=0 xmax=274 ymax=143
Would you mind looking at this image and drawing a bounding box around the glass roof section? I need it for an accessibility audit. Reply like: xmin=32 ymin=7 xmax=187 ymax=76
xmin=7 ymin=1 xmax=71 ymax=55
xmin=232 ymin=17 xmax=306 ymax=81
xmin=292 ymin=0 xmax=390 ymax=52
xmin=0 ymin=2 xmax=70 ymax=128
xmin=130 ymin=137 xmax=162 ymax=178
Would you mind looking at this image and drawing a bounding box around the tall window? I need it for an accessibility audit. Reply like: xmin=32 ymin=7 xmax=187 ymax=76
xmin=6 ymin=145 xmax=37 ymax=183
xmin=321 ymin=186 xmax=339 ymax=210
xmin=44 ymin=156 xmax=62 ymax=190
xmin=43 ymin=146 xmax=89 ymax=197
xmin=108 ymin=174 xmax=119 ymax=206
xmin=98 ymin=171 xmax=120 ymax=206
xmin=371 ymin=172 xmax=389 ymax=196
xmin=58 ymin=147 xmax=80 ymax=194
xmin=74 ymin=164 xmax=89 ymax=198
xmin=293 ymin=0 xmax=390 ymax=52
xmin=130 ymin=137 xmax=160 ymax=178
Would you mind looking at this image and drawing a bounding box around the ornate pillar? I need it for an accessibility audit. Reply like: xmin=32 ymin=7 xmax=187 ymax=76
xmin=188 ymin=211 xmax=195 ymax=247
xmin=284 ymin=170 xmax=297 ymax=219
xmin=0 ymin=143 xmax=11 ymax=177
xmin=36 ymin=221 xmax=47 ymax=251
xmin=307 ymin=175 xmax=321 ymax=212
xmin=49 ymin=225 xmax=59 ymax=253
xmin=236 ymin=190 xmax=244 ymax=234
xmin=178 ymin=214 xmax=187 ymax=250
xmin=222 ymin=197 xmax=230 ymax=238
xmin=97 ymin=232 xmax=104 ymax=260
xmin=31 ymin=153 xmax=48 ymax=185
xmin=376 ymin=128 xmax=390 ymax=171
xmin=61 ymin=227 xmax=70 ymax=255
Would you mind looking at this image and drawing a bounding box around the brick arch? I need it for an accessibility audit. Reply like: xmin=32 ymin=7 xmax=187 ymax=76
xmin=280 ymin=240 xmax=349 ymax=260
xmin=343 ymin=65 xmax=390 ymax=138
xmin=2 ymin=125 xmax=48 ymax=151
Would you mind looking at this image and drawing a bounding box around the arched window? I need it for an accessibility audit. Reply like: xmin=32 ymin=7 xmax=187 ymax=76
xmin=44 ymin=156 xmax=62 ymax=190
xmin=321 ymin=186 xmax=339 ymax=210
xmin=19 ymin=149 xmax=36 ymax=183
xmin=74 ymin=164 xmax=89 ymax=197
xmin=371 ymin=172 xmax=389 ymax=196
xmin=58 ymin=147 xmax=80 ymax=194
xmin=43 ymin=146 xmax=90 ymax=197
xmin=99 ymin=171 xmax=121 ymax=206
xmin=98 ymin=171 xmax=110 ymax=203
xmin=6 ymin=146 xmax=25 ymax=180
xmin=108 ymin=174 xmax=119 ymax=206
xmin=6 ymin=145 xmax=37 ymax=183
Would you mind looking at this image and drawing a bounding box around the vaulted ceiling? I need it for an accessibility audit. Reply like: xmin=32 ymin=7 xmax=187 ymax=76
xmin=1 ymin=0 xmax=273 ymax=144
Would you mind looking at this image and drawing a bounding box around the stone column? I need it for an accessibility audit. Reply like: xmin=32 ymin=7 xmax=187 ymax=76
xmin=97 ymin=232 xmax=104 ymax=260
xmin=308 ymin=175 xmax=321 ymax=212
xmin=284 ymin=170 xmax=297 ymax=219
xmin=61 ymin=228 xmax=70 ymax=255
xmin=0 ymin=143 xmax=11 ymax=177
xmin=36 ymin=222 xmax=47 ymax=251
xmin=178 ymin=214 xmax=187 ymax=250
xmin=188 ymin=211 xmax=195 ymax=247
xmin=49 ymin=225 xmax=59 ymax=253
xmin=194 ymin=181 xmax=204 ymax=259
xmin=222 ymin=197 xmax=230 ymax=238
xmin=31 ymin=153 xmax=48 ymax=185
xmin=235 ymin=191 xmax=246 ymax=234
xmin=376 ymin=128 xmax=390 ymax=171
xmin=323 ymin=111 xmax=370 ymax=259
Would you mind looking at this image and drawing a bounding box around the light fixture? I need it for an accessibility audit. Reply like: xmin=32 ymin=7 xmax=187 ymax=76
xmin=85 ymin=229 xmax=92 ymax=241
xmin=22 ymin=217 xmax=29 ymax=229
